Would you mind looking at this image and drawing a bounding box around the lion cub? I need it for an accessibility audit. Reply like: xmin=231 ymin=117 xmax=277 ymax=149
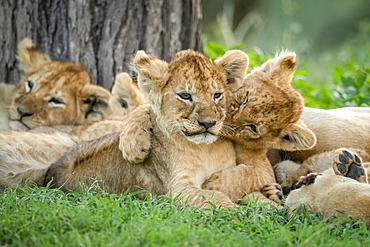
xmin=43 ymin=49 xmax=249 ymax=209
xmin=119 ymin=51 xmax=316 ymax=202
xmin=1 ymin=38 xmax=143 ymax=131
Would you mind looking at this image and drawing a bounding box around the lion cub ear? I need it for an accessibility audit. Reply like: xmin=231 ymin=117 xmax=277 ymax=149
xmin=277 ymin=119 xmax=316 ymax=151
xmin=80 ymin=84 xmax=112 ymax=121
xmin=132 ymin=50 xmax=169 ymax=98
xmin=17 ymin=38 xmax=52 ymax=74
xmin=215 ymin=50 xmax=249 ymax=91
xmin=111 ymin=72 xmax=146 ymax=110
xmin=259 ymin=51 xmax=297 ymax=86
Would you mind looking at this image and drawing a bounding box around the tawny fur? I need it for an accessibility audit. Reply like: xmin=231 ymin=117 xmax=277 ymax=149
xmin=108 ymin=72 xmax=146 ymax=119
xmin=0 ymin=72 xmax=145 ymax=189
xmin=0 ymin=131 xmax=76 ymax=191
xmin=0 ymin=51 xmax=315 ymax=209
xmin=0 ymin=120 xmax=128 ymax=190
xmin=120 ymin=51 xmax=316 ymax=203
xmin=44 ymin=49 xmax=246 ymax=209
xmin=283 ymin=148 xmax=370 ymax=224
xmin=0 ymin=83 xmax=17 ymax=131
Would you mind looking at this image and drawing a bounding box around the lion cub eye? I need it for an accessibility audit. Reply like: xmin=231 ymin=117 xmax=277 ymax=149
xmin=178 ymin=93 xmax=192 ymax=102
xmin=49 ymin=97 xmax=63 ymax=104
xmin=214 ymin=92 xmax=223 ymax=100
xmin=119 ymin=99 xmax=128 ymax=108
xmin=247 ymin=124 xmax=259 ymax=135
xmin=242 ymin=92 xmax=249 ymax=105
xmin=25 ymin=81 xmax=34 ymax=93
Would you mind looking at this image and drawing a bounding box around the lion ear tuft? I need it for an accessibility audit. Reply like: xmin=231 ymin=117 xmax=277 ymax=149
xmin=132 ymin=50 xmax=169 ymax=97
xmin=110 ymin=72 xmax=146 ymax=111
xmin=259 ymin=51 xmax=297 ymax=86
xmin=215 ymin=50 xmax=249 ymax=92
xmin=17 ymin=38 xmax=52 ymax=73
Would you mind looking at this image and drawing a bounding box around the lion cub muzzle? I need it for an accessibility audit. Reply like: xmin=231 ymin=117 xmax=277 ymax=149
xmin=181 ymin=118 xmax=221 ymax=145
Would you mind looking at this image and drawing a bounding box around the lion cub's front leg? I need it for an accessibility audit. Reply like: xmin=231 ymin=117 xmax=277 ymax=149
xmin=119 ymin=104 xmax=153 ymax=163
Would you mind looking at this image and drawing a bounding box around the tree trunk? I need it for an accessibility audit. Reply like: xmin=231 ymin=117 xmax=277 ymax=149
xmin=0 ymin=0 xmax=203 ymax=89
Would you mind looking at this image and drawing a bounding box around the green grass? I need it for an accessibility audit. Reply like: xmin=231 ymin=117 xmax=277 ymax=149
xmin=1 ymin=186 xmax=369 ymax=246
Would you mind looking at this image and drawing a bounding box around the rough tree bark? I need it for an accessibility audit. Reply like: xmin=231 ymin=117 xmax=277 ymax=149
xmin=0 ymin=0 xmax=203 ymax=89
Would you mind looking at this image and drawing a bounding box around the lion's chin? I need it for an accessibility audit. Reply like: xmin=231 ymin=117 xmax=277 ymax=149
xmin=186 ymin=133 xmax=218 ymax=144
xmin=9 ymin=120 xmax=30 ymax=131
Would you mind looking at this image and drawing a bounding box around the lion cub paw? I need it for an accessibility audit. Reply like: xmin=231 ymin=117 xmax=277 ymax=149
xmin=332 ymin=148 xmax=368 ymax=182
xmin=261 ymin=183 xmax=283 ymax=203
xmin=119 ymin=105 xmax=153 ymax=164
xmin=119 ymin=129 xmax=152 ymax=164
xmin=292 ymin=172 xmax=322 ymax=190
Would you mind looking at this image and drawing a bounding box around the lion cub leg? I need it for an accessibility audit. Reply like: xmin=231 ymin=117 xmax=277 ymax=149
xmin=280 ymin=150 xmax=355 ymax=193
xmin=331 ymin=148 xmax=369 ymax=183
xmin=119 ymin=104 xmax=153 ymax=163
xmin=202 ymin=162 xmax=281 ymax=203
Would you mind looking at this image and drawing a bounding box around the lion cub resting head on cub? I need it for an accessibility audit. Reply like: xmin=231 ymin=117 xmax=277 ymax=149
xmin=4 ymin=38 xmax=144 ymax=131
xmin=42 ymin=50 xmax=314 ymax=208
xmin=120 ymin=51 xmax=316 ymax=202
xmin=44 ymin=49 xmax=247 ymax=209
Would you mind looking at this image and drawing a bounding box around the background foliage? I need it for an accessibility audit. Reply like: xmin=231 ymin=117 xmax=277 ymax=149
xmin=202 ymin=0 xmax=370 ymax=109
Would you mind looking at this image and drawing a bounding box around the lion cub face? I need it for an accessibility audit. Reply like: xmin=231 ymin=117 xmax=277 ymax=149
xmin=133 ymin=49 xmax=248 ymax=144
xmin=8 ymin=38 xmax=114 ymax=130
xmin=224 ymin=52 xmax=316 ymax=150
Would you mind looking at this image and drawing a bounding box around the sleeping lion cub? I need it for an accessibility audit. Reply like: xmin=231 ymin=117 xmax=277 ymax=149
xmin=1 ymin=38 xmax=145 ymax=131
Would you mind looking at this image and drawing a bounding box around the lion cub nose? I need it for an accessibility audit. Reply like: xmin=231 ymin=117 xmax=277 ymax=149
xmin=17 ymin=107 xmax=33 ymax=117
xmin=198 ymin=120 xmax=216 ymax=129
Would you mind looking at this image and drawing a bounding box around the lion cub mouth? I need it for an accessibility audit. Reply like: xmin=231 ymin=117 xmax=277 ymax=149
xmin=181 ymin=130 xmax=218 ymax=144
xmin=182 ymin=130 xmax=213 ymax=136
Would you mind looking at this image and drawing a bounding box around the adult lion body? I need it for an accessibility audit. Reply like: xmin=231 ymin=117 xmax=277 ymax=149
xmin=285 ymin=148 xmax=370 ymax=224
xmin=273 ymin=107 xmax=370 ymax=188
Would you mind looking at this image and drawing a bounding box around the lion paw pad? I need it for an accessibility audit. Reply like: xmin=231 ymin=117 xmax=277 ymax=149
xmin=333 ymin=148 xmax=365 ymax=181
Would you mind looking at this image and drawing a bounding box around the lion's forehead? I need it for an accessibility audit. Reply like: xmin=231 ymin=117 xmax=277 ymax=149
xmin=27 ymin=62 xmax=90 ymax=86
xmin=228 ymin=85 xmax=303 ymax=128
xmin=168 ymin=64 xmax=225 ymax=96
